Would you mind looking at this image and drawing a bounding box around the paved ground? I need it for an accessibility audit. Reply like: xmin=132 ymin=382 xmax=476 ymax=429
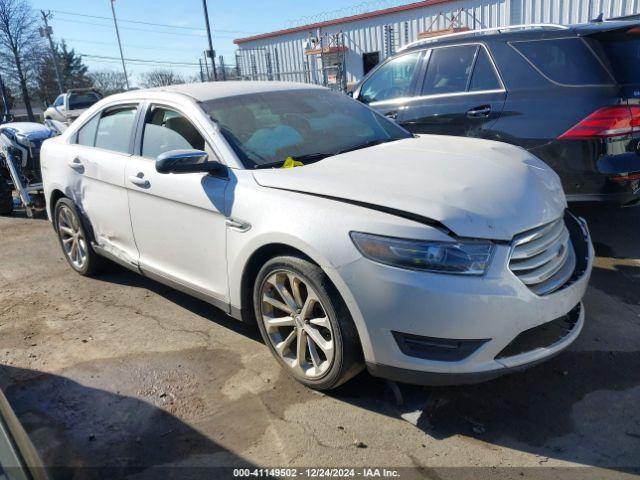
xmin=0 ymin=206 xmax=639 ymax=479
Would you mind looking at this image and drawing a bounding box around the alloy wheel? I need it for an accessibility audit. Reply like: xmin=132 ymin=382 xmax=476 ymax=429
xmin=57 ymin=205 xmax=88 ymax=270
xmin=260 ymin=270 xmax=335 ymax=378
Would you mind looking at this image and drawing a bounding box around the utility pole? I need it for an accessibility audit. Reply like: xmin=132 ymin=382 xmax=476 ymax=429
xmin=109 ymin=0 xmax=130 ymax=90
xmin=219 ymin=55 xmax=226 ymax=81
xmin=198 ymin=59 xmax=205 ymax=82
xmin=203 ymin=53 xmax=211 ymax=81
xmin=39 ymin=11 xmax=64 ymax=95
xmin=201 ymin=0 xmax=218 ymax=81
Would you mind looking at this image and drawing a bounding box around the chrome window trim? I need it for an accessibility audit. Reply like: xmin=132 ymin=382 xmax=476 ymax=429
xmin=369 ymin=88 xmax=506 ymax=107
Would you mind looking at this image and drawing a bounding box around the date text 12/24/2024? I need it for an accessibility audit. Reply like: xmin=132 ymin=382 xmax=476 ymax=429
xmin=233 ymin=468 xmax=401 ymax=478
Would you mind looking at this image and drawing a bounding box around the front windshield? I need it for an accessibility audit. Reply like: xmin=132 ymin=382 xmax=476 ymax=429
xmin=202 ymin=89 xmax=411 ymax=168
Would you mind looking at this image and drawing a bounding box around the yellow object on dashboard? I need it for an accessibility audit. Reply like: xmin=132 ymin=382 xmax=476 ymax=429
xmin=281 ymin=157 xmax=304 ymax=169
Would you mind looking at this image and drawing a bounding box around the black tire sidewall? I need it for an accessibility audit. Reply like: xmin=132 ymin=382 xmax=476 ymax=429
xmin=253 ymin=255 xmax=362 ymax=390
xmin=0 ymin=178 xmax=13 ymax=216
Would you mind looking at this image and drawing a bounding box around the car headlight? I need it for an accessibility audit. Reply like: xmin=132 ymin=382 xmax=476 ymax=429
xmin=350 ymin=232 xmax=494 ymax=275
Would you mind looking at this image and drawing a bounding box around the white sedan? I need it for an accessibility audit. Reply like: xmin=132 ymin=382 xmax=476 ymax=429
xmin=41 ymin=82 xmax=593 ymax=390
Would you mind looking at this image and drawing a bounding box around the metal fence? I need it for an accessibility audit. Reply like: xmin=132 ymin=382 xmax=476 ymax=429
xmin=236 ymin=32 xmax=349 ymax=92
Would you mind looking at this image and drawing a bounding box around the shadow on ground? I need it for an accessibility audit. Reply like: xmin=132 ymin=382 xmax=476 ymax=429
xmin=94 ymin=265 xmax=262 ymax=344
xmin=1 ymin=365 xmax=257 ymax=480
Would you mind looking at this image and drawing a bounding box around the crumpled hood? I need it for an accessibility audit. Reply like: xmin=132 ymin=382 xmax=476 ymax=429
xmin=252 ymin=135 xmax=566 ymax=240
xmin=0 ymin=122 xmax=54 ymax=141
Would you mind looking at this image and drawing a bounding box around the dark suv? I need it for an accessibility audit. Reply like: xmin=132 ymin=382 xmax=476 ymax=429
xmin=353 ymin=21 xmax=640 ymax=206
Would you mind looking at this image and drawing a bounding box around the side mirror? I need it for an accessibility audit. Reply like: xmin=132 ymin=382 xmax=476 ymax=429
xmin=346 ymin=91 xmax=354 ymax=97
xmin=156 ymin=149 xmax=221 ymax=174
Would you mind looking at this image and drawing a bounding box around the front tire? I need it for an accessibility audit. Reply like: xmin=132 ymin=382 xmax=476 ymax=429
xmin=54 ymin=198 xmax=105 ymax=276
xmin=254 ymin=255 xmax=363 ymax=390
xmin=0 ymin=178 xmax=13 ymax=216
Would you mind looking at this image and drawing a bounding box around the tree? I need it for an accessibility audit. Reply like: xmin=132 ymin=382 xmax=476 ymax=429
xmin=0 ymin=73 xmax=15 ymax=120
xmin=0 ymin=0 xmax=42 ymax=121
xmin=88 ymin=70 xmax=128 ymax=96
xmin=58 ymin=40 xmax=91 ymax=89
xmin=35 ymin=39 xmax=92 ymax=105
xmin=139 ymin=69 xmax=185 ymax=88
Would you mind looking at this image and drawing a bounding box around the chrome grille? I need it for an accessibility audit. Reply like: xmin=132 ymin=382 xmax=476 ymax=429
xmin=509 ymin=218 xmax=576 ymax=296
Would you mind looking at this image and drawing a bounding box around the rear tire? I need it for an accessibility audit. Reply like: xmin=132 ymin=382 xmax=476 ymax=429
xmin=0 ymin=178 xmax=13 ymax=216
xmin=253 ymin=255 xmax=363 ymax=390
xmin=54 ymin=197 xmax=105 ymax=276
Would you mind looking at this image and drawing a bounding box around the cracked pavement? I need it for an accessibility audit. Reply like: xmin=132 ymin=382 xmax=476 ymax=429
xmin=1 ymin=206 xmax=639 ymax=479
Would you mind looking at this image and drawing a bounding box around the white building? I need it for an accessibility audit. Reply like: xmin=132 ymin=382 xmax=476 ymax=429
xmin=233 ymin=0 xmax=639 ymax=90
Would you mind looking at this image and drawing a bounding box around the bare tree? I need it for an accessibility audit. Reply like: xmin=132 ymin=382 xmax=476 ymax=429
xmin=139 ymin=69 xmax=185 ymax=88
xmin=0 ymin=0 xmax=42 ymax=121
xmin=89 ymin=70 xmax=128 ymax=96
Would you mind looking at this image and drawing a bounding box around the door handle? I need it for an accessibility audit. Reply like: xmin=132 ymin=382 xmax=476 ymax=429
xmin=129 ymin=173 xmax=150 ymax=188
xmin=385 ymin=111 xmax=398 ymax=120
xmin=68 ymin=157 xmax=84 ymax=171
xmin=467 ymin=105 xmax=491 ymax=118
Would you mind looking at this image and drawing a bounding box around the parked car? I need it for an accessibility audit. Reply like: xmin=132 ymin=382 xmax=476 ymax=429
xmin=43 ymin=89 xmax=102 ymax=124
xmin=0 ymin=122 xmax=57 ymax=216
xmin=41 ymin=82 xmax=593 ymax=390
xmin=353 ymin=20 xmax=640 ymax=206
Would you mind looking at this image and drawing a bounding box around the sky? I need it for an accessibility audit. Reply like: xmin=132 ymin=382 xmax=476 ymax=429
xmin=29 ymin=0 xmax=411 ymax=86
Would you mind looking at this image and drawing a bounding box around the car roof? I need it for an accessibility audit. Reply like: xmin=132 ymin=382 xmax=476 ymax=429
xmin=401 ymin=19 xmax=640 ymax=52
xmin=106 ymin=81 xmax=326 ymax=103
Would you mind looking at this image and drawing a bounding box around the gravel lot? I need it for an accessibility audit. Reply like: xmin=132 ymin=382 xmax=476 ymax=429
xmin=0 ymin=206 xmax=639 ymax=479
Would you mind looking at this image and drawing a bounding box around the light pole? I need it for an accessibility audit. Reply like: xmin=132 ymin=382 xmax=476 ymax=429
xmin=39 ymin=11 xmax=64 ymax=95
xmin=201 ymin=0 xmax=218 ymax=81
xmin=109 ymin=0 xmax=130 ymax=90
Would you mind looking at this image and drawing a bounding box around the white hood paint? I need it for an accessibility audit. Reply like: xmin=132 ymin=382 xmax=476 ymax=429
xmin=252 ymin=135 xmax=566 ymax=241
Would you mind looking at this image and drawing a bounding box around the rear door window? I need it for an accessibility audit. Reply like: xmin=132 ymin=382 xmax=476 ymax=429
xmin=94 ymin=105 xmax=138 ymax=154
xmin=469 ymin=48 xmax=502 ymax=91
xmin=76 ymin=114 xmax=100 ymax=147
xmin=359 ymin=51 xmax=422 ymax=104
xmin=511 ymin=38 xmax=613 ymax=86
xmin=421 ymin=45 xmax=477 ymax=95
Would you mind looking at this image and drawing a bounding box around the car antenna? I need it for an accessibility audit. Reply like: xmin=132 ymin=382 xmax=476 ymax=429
xmin=591 ymin=13 xmax=604 ymax=22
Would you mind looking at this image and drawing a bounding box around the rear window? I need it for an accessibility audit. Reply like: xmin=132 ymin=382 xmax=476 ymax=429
xmin=511 ymin=38 xmax=613 ymax=86
xmin=596 ymin=30 xmax=640 ymax=85
xmin=68 ymin=92 xmax=100 ymax=110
